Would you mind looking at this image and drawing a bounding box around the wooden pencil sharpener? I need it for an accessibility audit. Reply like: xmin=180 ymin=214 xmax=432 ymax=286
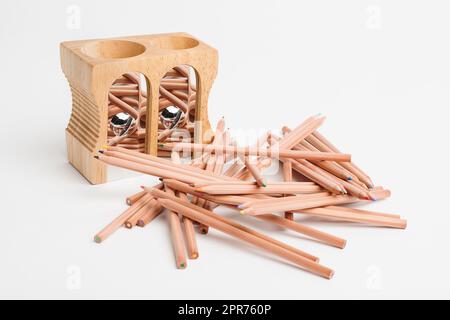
xmin=60 ymin=33 xmax=218 ymax=184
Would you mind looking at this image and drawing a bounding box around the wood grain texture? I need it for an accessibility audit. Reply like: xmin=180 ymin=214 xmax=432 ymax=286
xmin=61 ymin=33 xmax=218 ymax=184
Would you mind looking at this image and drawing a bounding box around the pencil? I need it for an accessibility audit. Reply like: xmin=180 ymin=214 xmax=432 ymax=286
xmin=156 ymin=197 xmax=333 ymax=278
xmin=165 ymin=186 xmax=188 ymax=269
xmin=158 ymin=143 xmax=351 ymax=162
xmin=126 ymin=190 xmax=147 ymax=206
xmin=94 ymin=194 xmax=152 ymax=243
xmin=298 ymin=207 xmax=407 ymax=229
xmin=241 ymin=195 xmax=359 ymax=215
xmin=194 ymin=183 xmax=322 ymax=195
xmin=323 ymin=205 xmax=401 ymax=219
xmin=283 ymin=159 xmax=294 ymax=221
xmin=178 ymin=192 xmax=199 ymax=259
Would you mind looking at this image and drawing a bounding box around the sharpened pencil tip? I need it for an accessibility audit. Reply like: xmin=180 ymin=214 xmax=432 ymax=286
xmin=94 ymin=236 xmax=102 ymax=244
xmin=347 ymin=177 xmax=352 ymax=181
xmin=94 ymin=156 xmax=99 ymax=160
xmin=98 ymin=150 xmax=104 ymax=154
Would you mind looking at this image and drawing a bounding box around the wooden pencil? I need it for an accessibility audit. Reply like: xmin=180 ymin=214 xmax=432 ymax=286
xmin=178 ymin=192 xmax=199 ymax=259
xmin=194 ymin=183 xmax=322 ymax=195
xmin=165 ymin=186 xmax=188 ymax=269
xmin=323 ymin=205 xmax=401 ymax=219
xmin=158 ymin=143 xmax=351 ymax=162
xmin=241 ymin=195 xmax=360 ymax=215
xmin=156 ymin=198 xmax=333 ymax=278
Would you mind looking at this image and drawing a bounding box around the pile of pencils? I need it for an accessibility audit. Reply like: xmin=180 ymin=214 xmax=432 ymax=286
xmin=94 ymin=115 xmax=406 ymax=279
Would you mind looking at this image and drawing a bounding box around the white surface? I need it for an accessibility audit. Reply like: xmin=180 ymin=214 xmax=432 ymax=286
xmin=1 ymin=0 xmax=450 ymax=299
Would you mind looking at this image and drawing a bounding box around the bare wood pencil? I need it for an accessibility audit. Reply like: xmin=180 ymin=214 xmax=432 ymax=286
xmin=194 ymin=183 xmax=322 ymax=195
xmin=298 ymin=207 xmax=406 ymax=229
xmin=158 ymin=143 xmax=351 ymax=162
xmin=324 ymin=205 xmax=401 ymax=219
xmin=178 ymin=192 xmax=199 ymax=259
xmin=165 ymin=186 xmax=188 ymax=269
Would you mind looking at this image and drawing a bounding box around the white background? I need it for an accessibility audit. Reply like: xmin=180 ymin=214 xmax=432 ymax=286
xmin=1 ymin=0 xmax=449 ymax=299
